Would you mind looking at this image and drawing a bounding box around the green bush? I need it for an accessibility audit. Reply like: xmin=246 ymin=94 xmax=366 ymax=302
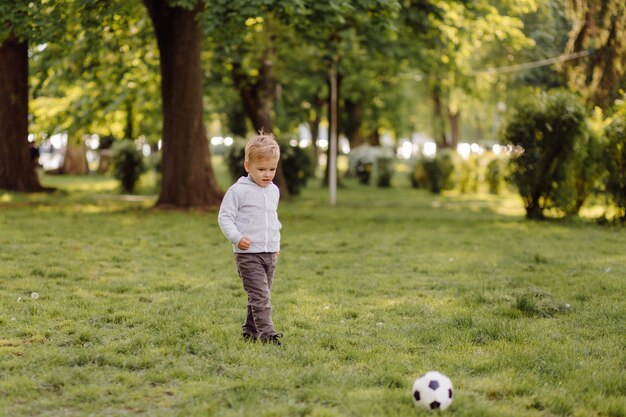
xmin=280 ymin=143 xmax=315 ymax=195
xmin=410 ymin=150 xmax=455 ymax=194
xmin=111 ymin=139 xmax=145 ymax=193
xmin=455 ymin=155 xmax=480 ymax=194
xmin=224 ymin=139 xmax=246 ymax=181
xmin=355 ymin=159 xmax=373 ymax=185
xmin=486 ymin=157 xmax=505 ymax=194
xmin=566 ymin=130 xmax=605 ymax=216
xmin=376 ymin=156 xmax=394 ymax=188
xmin=348 ymin=145 xmax=394 ymax=186
xmin=225 ymin=139 xmax=314 ymax=196
xmin=603 ymin=117 xmax=626 ymax=221
xmin=503 ymin=90 xmax=588 ymax=219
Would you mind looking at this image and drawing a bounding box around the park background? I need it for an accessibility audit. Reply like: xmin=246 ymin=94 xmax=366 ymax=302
xmin=1 ymin=0 xmax=625 ymax=416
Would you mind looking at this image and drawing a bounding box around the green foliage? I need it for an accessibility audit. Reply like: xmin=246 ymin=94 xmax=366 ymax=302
xmin=567 ymin=129 xmax=606 ymax=215
xmin=410 ymin=150 xmax=455 ymax=194
xmin=110 ymin=139 xmax=145 ymax=193
xmin=201 ymin=0 xmax=403 ymax=141
xmin=455 ymin=155 xmax=481 ymax=194
xmin=561 ymin=0 xmax=626 ymax=109
xmin=28 ymin=1 xmax=161 ymax=142
xmin=224 ymin=140 xmax=314 ymax=196
xmin=224 ymin=140 xmax=246 ymax=182
xmin=603 ymin=117 xmax=626 ymax=220
xmin=486 ymin=157 xmax=506 ymax=194
xmin=0 ymin=2 xmax=26 ymax=41
xmin=279 ymin=142 xmax=315 ymax=195
xmin=0 ymin=1 xmax=66 ymax=43
xmin=513 ymin=0 xmax=570 ymax=90
xmin=503 ymin=90 xmax=589 ymax=219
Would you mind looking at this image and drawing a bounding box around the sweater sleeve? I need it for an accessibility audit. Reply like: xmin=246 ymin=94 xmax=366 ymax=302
xmin=218 ymin=187 xmax=243 ymax=246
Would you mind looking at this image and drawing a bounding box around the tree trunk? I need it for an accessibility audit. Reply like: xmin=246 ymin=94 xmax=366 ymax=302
xmin=323 ymin=70 xmax=342 ymax=186
xmin=143 ymin=0 xmax=222 ymax=209
xmin=0 ymin=33 xmax=44 ymax=192
xmin=562 ymin=1 xmax=626 ymax=109
xmin=448 ymin=108 xmax=460 ymax=149
xmin=344 ymin=98 xmax=365 ymax=147
xmin=124 ymin=98 xmax=134 ymax=140
xmin=60 ymin=138 xmax=89 ymax=175
xmin=231 ymin=61 xmax=290 ymax=198
xmin=233 ymin=62 xmax=274 ymax=133
xmin=368 ymin=129 xmax=380 ymax=146
xmin=309 ymin=95 xmax=324 ymax=163
xmin=429 ymin=78 xmax=449 ymax=148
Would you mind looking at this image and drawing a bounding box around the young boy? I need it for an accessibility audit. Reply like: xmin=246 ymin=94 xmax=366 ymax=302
xmin=218 ymin=133 xmax=283 ymax=346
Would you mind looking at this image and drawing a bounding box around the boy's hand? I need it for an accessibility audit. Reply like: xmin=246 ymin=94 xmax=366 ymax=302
xmin=238 ymin=236 xmax=251 ymax=250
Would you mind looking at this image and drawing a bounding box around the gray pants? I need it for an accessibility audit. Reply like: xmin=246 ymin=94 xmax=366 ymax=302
xmin=235 ymin=252 xmax=278 ymax=339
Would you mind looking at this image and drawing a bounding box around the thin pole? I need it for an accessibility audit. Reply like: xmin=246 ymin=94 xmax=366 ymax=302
xmin=329 ymin=59 xmax=337 ymax=206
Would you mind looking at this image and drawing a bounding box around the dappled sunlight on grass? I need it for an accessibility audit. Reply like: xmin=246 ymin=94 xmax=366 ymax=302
xmin=0 ymin=193 xmax=14 ymax=203
xmin=41 ymin=173 xmax=119 ymax=192
xmin=0 ymin=171 xmax=625 ymax=417
xmin=0 ymin=172 xmax=158 ymax=213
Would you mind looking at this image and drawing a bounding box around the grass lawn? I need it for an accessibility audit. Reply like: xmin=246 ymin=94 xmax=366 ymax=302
xmin=1 ymin=160 xmax=624 ymax=417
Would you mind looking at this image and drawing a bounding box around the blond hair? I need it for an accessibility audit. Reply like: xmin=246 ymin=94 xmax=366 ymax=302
xmin=245 ymin=132 xmax=280 ymax=162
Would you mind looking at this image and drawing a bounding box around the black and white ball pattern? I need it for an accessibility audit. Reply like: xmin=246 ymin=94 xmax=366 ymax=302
xmin=412 ymin=371 xmax=453 ymax=411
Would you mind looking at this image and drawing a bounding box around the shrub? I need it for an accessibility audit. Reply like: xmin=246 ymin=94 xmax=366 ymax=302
xmin=410 ymin=150 xmax=455 ymax=194
xmin=455 ymin=155 xmax=480 ymax=194
xmin=603 ymin=117 xmax=626 ymax=221
xmin=503 ymin=90 xmax=588 ymax=219
xmin=566 ymin=130 xmax=605 ymax=216
xmin=280 ymin=143 xmax=315 ymax=195
xmin=410 ymin=160 xmax=426 ymax=189
xmin=111 ymin=139 xmax=145 ymax=193
xmin=376 ymin=156 xmax=394 ymax=188
xmin=224 ymin=139 xmax=246 ymax=181
xmin=348 ymin=145 xmax=394 ymax=186
xmin=355 ymin=159 xmax=374 ymax=185
xmin=225 ymin=139 xmax=315 ymax=196
xmin=486 ymin=157 xmax=505 ymax=194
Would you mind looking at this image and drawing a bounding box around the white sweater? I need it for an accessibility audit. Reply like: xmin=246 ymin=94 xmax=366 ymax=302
xmin=218 ymin=175 xmax=281 ymax=253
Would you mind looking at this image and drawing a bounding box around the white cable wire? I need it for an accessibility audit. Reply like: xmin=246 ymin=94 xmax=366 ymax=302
xmin=471 ymin=50 xmax=591 ymax=75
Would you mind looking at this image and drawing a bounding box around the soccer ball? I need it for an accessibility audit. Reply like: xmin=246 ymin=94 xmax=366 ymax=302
xmin=412 ymin=371 xmax=453 ymax=411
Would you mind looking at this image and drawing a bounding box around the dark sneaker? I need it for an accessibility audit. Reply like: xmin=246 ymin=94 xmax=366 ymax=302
xmin=242 ymin=333 xmax=258 ymax=342
xmin=261 ymin=333 xmax=283 ymax=346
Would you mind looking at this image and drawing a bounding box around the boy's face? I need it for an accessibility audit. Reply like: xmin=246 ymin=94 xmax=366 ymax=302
xmin=244 ymin=156 xmax=279 ymax=188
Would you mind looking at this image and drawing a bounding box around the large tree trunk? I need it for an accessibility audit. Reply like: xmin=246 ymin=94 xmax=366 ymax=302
xmin=0 ymin=33 xmax=44 ymax=192
xmin=143 ymin=0 xmax=222 ymax=209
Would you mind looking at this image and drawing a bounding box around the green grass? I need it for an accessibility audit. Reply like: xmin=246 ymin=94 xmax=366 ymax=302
xmin=1 ymin=161 xmax=625 ymax=417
